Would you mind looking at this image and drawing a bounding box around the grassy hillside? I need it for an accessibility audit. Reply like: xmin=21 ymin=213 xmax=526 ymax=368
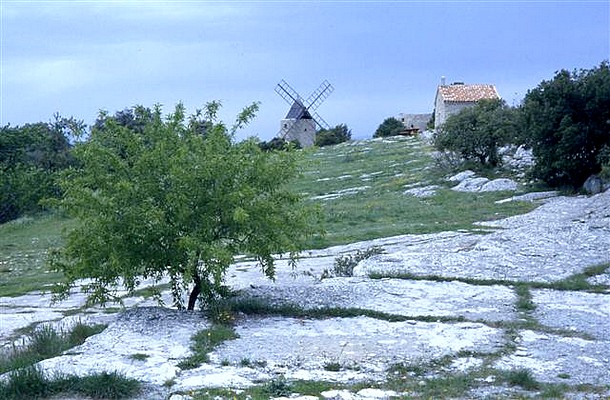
xmin=0 ymin=136 xmax=536 ymax=297
xmin=0 ymin=215 xmax=74 ymax=297
xmin=292 ymin=136 xmax=535 ymax=247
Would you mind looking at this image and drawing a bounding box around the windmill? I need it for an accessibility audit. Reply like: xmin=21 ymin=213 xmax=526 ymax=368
xmin=275 ymin=79 xmax=334 ymax=147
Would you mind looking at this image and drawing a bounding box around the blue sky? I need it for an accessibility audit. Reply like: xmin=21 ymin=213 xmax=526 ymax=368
xmin=1 ymin=1 xmax=609 ymax=140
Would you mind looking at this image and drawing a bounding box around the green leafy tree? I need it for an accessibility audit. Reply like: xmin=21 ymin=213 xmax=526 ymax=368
xmin=521 ymin=61 xmax=610 ymax=188
xmin=314 ymin=124 xmax=352 ymax=147
xmin=433 ymin=99 xmax=517 ymax=167
xmin=373 ymin=117 xmax=404 ymax=138
xmin=0 ymin=117 xmax=79 ymax=223
xmin=49 ymin=102 xmax=320 ymax=310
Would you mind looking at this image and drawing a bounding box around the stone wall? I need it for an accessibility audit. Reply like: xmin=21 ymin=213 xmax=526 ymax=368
xmin=281 ymin=118 xmax=316 ymax=147
xmin=397 ymin=113 xmax=432 ymax=132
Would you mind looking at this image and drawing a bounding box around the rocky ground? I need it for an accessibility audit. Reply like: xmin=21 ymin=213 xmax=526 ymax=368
xmin=1 ymin=189 xmax=609 ymax=399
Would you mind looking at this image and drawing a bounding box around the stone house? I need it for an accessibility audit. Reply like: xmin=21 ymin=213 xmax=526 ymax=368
xmin=434 ymin=81 xmax=500 ymax=129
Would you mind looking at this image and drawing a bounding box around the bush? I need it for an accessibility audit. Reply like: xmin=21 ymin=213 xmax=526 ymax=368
xmin=373 ymin=117 xmax=404 ymax=138
xmin=258 ymin=137 xmax=301 ymax=151
xmin=322 ymin=246 xmax=384 ymax=278
xmin=433 ymin=99 xmax=517 ymax=167
xmin=522 ymin=61 xmax=610 ymax=189
xmin=0 ymin=117 xmax=81 ymax=223
xmin=314 ymin=124 xmax=351 ymax=147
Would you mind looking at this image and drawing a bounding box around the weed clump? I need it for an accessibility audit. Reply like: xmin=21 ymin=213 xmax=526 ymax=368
xmin=263 ymin=375 xmax=292 ymax=397
xmin=322 ymin=246 xmax=384 ymax=278
xmin=504 ymin=368 xmax=540 ymax=390
xmin=0 ymin=322 xmax=106 ymax=375
xmin=0 ymin=366 xmax=140 ymax=400
xmin=177 ymin=324 xmax=239 ymax=370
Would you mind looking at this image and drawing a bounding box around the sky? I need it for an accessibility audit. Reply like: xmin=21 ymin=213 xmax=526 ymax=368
xmin=1 ymin=1 xmax=609 ymax=141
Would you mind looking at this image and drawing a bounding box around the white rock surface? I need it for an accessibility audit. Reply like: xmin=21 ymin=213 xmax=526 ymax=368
xmin=1 ymin=190 xmax=609 ymax=399
xmin=355 ymin=191 xmax=610 ymax=283
xmin=479 ymin=178 xmax=518 ymax=192
xmin=403 ymin=184 xmax=439 ymax=197
xmin=447 ymin=170 xmax=476 ymax=182
xmin=451 ymin=177 xmax=490 ymax=192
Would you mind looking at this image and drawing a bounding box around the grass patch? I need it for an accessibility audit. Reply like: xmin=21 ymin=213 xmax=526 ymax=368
xmin=228 ymin=296 xmax=467 ymax=324
xmin=370 ymin=266 xmax=610 ymax=294
xmin=514 ymin=284 xmax=536 ymax=312
xmin=128 ymin=353 xmax=149 ymax=361
xmin=0 ymin=213 xmax=75 ymax=297
xmin=177 ymin=324 xmax=239 ymax=370
xmin=368 ymin=271 xmax=514 ymax=287
xmin=323 ymin=361 xmax=342 ymax=371
xmin=0 ymin=322 xmax=106 ymax=374
xmin=0 ymin=366 xmax=140 ymax=400
xmin=193 ymin=378 xmax=335 ymax=400
xmin=538 ymin=263 xmax=610 ymax=292
xmin=502 ymin=368 xmax=540 ymax=390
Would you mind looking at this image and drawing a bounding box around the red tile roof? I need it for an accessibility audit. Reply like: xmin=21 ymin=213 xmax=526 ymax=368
xmin=437 ymin=84 xmax=499 ymax=103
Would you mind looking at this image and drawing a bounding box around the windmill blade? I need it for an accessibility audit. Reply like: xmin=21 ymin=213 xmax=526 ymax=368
xmin=305 ymin=80 xmax=334 ymax=111
xmin=275 ymin=79 xmax=303 ymax=106
xmin=311 ymin=111 xmax=331 ymax=130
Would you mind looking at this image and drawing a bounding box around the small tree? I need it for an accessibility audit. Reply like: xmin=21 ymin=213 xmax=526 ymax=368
xmin=373 ymin=117 xmax=404 ymax=138
xmin=433 ymin=99 xmax=516 ymax=167
xmin=522 ymin=61 xmax=610 ymax=188
xmin=314 ymin=124 xmax=352 ymax=147
xmin=49 ymin=102 xmax=320 ymax=310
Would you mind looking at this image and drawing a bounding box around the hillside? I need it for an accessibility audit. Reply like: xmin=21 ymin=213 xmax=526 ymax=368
xmin=0 ymin=136 xmax=534 ymax=298
xmin=2 ymin=136 xmax=609 ymax=399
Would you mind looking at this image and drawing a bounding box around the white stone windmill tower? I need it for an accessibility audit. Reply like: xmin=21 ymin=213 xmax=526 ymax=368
xmin=275 ymin=79 xmax=334 ymax=147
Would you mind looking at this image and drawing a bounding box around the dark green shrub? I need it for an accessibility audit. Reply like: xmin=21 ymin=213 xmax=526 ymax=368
xmin=315 ymin=124 xmax=352 ymax=147
xmin=373 ymin=117 xmax=404 ymax=138
xmin=522 ymin=61 xmax=610 ymax=188
xmin=0 ymin=118 xmax=80 ymax=223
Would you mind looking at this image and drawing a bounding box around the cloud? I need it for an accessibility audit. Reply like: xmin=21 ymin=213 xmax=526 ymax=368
xmin=4 ymin=57 xmax=98 ymax=96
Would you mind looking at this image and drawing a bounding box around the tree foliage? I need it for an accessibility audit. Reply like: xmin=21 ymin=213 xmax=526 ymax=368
xmin=0 ymin=116 xmax=80 ymax=223
xmin=433 ymin=99 xmax=517 ymax=167
xmin=373 ymin=117 xmax=404 ymax=138
xmin=258 ymin=137 xmax=301 ymax=152
xmin=314 ymin=124 xmax=352 ymax=147
xmin=49 ymin=103 xmax=320 ymax=310
xmin=521 ymin=61 xmax=610 ymax=188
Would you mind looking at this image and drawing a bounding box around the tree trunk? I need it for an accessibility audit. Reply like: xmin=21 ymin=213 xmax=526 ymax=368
xmin=187 ymin=273 xmax=201 ymax=311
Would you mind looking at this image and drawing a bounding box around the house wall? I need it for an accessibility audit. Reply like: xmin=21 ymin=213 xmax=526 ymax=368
xmin=281 ymin=118 xmax=316 ymax=147
xmin=397 ymin=113 xmax=432 ymax=132
xmin=435 ymin=101 xmax=476 ymax=129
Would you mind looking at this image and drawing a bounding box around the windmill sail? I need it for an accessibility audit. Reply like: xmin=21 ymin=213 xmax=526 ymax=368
xmin=275 ymin=80 xmax=333 ymax=147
